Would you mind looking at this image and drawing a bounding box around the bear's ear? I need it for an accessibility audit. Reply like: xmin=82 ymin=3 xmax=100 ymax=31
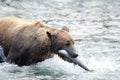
xmin=62 ymin=26 xmax=69 ymax=32
xmin=46 ymin=31 xmax=54 ymax=39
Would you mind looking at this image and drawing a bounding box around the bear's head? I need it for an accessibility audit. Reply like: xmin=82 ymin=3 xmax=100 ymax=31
xmin=46 ymin=26 xmax=92 ymax=71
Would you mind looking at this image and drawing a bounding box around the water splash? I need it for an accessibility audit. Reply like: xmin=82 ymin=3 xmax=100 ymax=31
xmin=88 ymin=56 xmax=119 ymax=72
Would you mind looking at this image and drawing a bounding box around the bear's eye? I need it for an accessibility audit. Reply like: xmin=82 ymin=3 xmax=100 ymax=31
xmin=65 ymin=41 xmax=70 ymax=46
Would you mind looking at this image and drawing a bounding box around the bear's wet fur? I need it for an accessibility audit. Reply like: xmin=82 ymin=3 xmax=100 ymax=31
xmin=0 ymin=17 xmax=75 ymax=66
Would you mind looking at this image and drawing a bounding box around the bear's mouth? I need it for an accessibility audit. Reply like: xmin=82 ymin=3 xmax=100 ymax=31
xmin=58 ymin=50 xmax=92 ymax=71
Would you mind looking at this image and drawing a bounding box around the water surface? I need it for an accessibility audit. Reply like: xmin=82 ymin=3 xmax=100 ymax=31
xmin=0 ymin=0 xmax=120 ymax=80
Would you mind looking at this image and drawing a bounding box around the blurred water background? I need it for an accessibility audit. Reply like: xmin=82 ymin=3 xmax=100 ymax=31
xmin=0 ymin=0 xmax=120 ymax=80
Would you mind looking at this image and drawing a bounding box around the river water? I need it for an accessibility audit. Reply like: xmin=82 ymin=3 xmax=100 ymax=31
xmin=0 ymin=0 xmax=120 ymax=80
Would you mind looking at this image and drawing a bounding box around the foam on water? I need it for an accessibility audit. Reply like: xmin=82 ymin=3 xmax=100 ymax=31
xmin=0 ymin=55 xmax=118 ymax=73
xmin=88 ymin=56 xmax=119 ymax=71
xmin=0 ymin=55 xmax=119 ymax=80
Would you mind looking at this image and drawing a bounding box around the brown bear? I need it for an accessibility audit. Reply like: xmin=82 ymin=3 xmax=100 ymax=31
xmin=0 ymin=17 xmax=92 ymax=71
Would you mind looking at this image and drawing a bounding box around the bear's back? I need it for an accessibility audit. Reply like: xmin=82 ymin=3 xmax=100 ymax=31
xmin=0 ymin=17 xmax=39 ymax=27
xmin=0 ymin=16 xmax=58 ymax=41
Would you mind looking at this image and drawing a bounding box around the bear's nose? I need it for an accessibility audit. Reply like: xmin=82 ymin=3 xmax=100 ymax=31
xmin=71 ymin=54 xmax=78 ymax=58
